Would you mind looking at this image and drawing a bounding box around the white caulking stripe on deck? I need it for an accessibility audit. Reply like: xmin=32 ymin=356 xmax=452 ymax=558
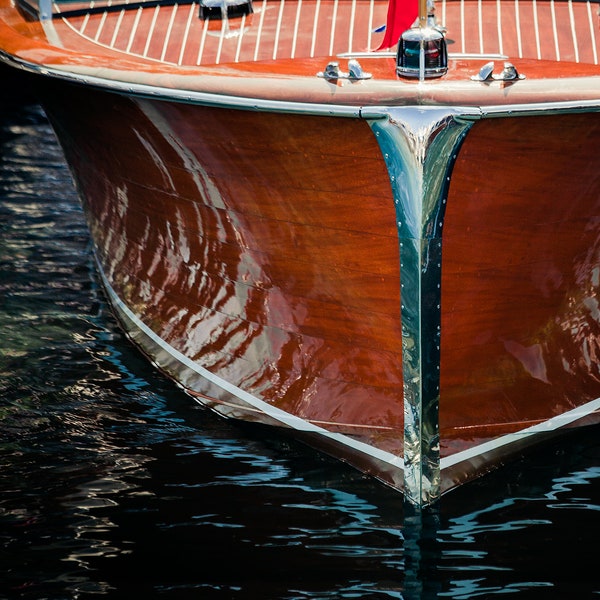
xmin=290 ymin=0 xmax=302 ymax=58
xmin=178 ymin=3 xmax=196 ymax=64
xmin=109 ymin=6 xmax=125 ymax=46
xmin=589 ymin=0 xmax=598 ymax=63
xmin=125 ymin=7 xmax=143 ymax=52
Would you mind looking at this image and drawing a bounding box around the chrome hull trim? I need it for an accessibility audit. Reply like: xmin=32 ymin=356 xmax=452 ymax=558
xmin=0 ymin=51 xmax=366 ymax=117
xmin=369 ymin=107 xmax=474 ymax=506
xmin=96 ymin=261 xmax=406 ymax=472
xmin=2 ymin=51 xmax=600 ymax=118
xmin=441 ymin=398 xmax=600 ymax=470
xmin=369 ymin=105 xmax=600 ymax=504
xmin=100 ymin=246 xmax=600 ymax=500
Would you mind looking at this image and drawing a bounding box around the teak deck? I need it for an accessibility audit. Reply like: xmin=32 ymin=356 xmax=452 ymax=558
xmin=51 ymin=0 xmax=600 ymax=67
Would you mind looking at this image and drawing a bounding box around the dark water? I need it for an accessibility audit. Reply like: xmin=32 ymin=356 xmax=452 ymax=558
xmin=0 ymin=86 xmax=599 ymax=600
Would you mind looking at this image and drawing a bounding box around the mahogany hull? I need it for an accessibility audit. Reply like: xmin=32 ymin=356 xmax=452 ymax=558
xmin=2 ymin=0 xmax=600 ymax=504
xmin=40 ymin=82 xmax=600 ymax=498
xmin=441 ymin=112 xmax=600 ymax=488
xmin=44 ymin=83 xmax=410 ymax=487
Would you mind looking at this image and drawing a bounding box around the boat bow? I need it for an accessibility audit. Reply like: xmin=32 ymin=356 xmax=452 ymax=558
xmin=369 ymin=107 xmax=474 ymax=505
xmin=1 ymin=0 xmax=599 ymax=507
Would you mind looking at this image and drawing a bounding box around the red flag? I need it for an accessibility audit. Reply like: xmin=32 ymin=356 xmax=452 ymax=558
xmin=377 ymin=0 xmax=419 ymax=50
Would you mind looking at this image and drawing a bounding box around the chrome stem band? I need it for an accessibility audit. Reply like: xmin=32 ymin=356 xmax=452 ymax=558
xmin=369 ymin=107 xmax=473 ymax=506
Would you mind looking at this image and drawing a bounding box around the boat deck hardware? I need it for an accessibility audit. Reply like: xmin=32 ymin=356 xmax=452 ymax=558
xmin=317 ymin=60 xmax=372 ymax=82
xmin=198 ymin=0 xmax=253 ymax=20
xmin=471 ymin=61 xmax=526 ymax=81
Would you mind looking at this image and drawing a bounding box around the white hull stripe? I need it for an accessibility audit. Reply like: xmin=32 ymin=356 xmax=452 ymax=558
xmin=441 ymin=397 xmax=600 ymax=469
xmin=99 ymin=268 xmax=600 ymax=480
xmin=99 ymin=269 xmax=405 ymax=470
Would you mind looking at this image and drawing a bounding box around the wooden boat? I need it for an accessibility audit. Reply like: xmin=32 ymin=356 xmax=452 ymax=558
xmin=0 ymin=0 xmax=599 ymax=506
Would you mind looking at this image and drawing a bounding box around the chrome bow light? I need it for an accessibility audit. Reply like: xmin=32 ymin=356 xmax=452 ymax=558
xmin=198 ymin=0 xmax=253 ymax=20
xmin=396 ymin=0 xmax=448 ymax=80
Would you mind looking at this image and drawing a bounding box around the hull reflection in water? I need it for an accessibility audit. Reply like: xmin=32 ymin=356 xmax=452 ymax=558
xmin=0 ymin=0 xmax=599 ymax=506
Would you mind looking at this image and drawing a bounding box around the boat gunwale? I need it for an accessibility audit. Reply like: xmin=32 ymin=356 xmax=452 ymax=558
xmin=2 ymin=0 xmax=600 ymax=111
xmin=5 ymin=51 xmax=600 ymax=117
xmin=2 ymin=37 xmax=600 ymax=117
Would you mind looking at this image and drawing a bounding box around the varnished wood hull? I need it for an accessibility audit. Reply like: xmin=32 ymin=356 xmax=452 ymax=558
xmin=441 ymin=112 xmax=600 ymax=488
xmin=1 ymin=0 xmax=599 ymax=504
xmin=38 ymin=81 xmax=600 ymax=498
xmin=43 ymin=85 xmax=409 ymax=489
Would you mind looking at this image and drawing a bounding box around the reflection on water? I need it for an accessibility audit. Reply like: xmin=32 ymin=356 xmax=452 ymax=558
xmin=0 ymin=94 xmax=599 ymax=600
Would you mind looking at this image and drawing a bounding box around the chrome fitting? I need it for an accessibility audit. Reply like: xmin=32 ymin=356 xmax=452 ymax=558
xmin=396 ymin=26 xmax=448 ymax=80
